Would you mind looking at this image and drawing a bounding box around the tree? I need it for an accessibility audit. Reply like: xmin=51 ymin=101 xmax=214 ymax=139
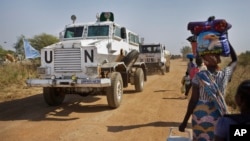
xmin=0 ymin=45 xmax=6 ymax=59
xmin=14 ymin=35 xmax=25 ymax=55
xmin=1 ymin=44 xmax=16 ymax=59
xmin=29 ymin=33 xmax=59 ymax=51
xmin=180 ymin=46 xmax=192 ymax=60
xmin=13 ymin=33 xmax=59 ymax=59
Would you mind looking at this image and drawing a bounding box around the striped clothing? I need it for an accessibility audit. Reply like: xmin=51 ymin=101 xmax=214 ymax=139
xmin=192 ymin=67 xmax=232 ymax=101
xmin=191 ymin=67 xmax=233 ymax=141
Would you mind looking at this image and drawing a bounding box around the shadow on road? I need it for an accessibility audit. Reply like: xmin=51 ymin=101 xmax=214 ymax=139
xmin=154 ymin=90 xmax=174 ymax=92
xmin=0 ymin=94 xmax=111 ymax=122
xmin=163 ymin=97 xmax=187 ymax=100
xmin=107 ymin=121 xmax=192 ymax=132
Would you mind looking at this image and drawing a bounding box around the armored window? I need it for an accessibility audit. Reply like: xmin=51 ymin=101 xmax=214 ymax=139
xmin=140 ymin=46 xmax=148 ymax=53
xmin=128 ymin=33 xmax=139 ymax=45
xmin=114 ymin=26 xmax=121 ymax=38
xmin=64 ymin=26 xmax=84 ymax=38
xmin=154 ymin=46 xmax=161 ymax=53
xmin=88 ymin=25 xmax=109 ymax=37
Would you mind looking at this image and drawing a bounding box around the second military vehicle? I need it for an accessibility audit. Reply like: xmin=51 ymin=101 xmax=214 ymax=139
xmin=138 ymin=43 xmax=171 ymax=75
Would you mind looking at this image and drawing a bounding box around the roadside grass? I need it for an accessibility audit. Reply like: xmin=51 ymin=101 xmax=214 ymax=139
xmin=0 ymin=63 xmax=38 ymax=101
xmin=221 ymin=53 xmax=250 ymax=113
xmin=226 ymin=66 xmax=250 ymax=112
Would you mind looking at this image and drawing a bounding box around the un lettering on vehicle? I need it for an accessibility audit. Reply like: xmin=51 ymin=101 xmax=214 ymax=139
xmin=43 ymin=49 xmax=95 ymax=64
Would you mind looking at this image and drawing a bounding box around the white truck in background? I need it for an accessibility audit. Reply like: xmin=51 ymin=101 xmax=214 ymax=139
xmin=138 ymin=43 xmax=171 ymax=75
xmin=26 ymin=12 xmax=147 ymax=109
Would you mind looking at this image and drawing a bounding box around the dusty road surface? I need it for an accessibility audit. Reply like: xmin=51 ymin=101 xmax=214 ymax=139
xmin=0 ymin=59 xmax=192 ymax=141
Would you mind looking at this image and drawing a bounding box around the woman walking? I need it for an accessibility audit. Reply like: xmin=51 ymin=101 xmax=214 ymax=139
xmin=179 ymin=42 xmax=237 ymax=140
xmin=179 ymin=17 xmax=237 ymax=141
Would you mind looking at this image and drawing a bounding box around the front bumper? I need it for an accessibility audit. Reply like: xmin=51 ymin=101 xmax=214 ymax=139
xmin=26 ymin=78 xmax=111 ymax=88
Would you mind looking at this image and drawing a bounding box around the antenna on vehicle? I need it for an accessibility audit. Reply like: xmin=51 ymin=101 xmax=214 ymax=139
xmin=96 ymin=13 xmax=100 ymax=22
xmin=71 ymin=15 xmax=76 ymax=24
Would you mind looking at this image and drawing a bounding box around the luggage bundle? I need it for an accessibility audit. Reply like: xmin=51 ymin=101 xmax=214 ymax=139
xmin=187 ymin=16 xmax=232 ymax=56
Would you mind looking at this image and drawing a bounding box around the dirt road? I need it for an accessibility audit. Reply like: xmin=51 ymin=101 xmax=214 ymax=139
xmin=0 ymin=59 xmax=192 ymax=141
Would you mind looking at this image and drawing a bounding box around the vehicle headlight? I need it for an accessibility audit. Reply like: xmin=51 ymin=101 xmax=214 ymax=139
xmin=51 ymin=75 xmax=56 ymax=80
xmin=158 ymin=62 xmax=164 ymax=66
xmin=86 ymin=66 xmax=99 ymax=77
xmin=71 ymin=74 xmax=77 ymax=81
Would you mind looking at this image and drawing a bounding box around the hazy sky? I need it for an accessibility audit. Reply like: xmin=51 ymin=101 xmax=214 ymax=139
xmin=0 ymin=0 xmax=249 ymax=55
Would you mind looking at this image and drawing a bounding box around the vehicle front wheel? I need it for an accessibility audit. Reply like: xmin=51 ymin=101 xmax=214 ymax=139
xmin=43 ymin=87 xmax=65 ymax=106
xmin=106 ymin=72 xmax=123 ymax=109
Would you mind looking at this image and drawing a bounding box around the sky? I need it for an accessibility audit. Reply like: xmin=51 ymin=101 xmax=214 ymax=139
xmin=0 ymin=0 xmax=249 ymax=55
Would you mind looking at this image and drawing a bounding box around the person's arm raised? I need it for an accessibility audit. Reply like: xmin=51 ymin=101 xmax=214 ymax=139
xmin=227 ymin=41 xmax=237 ymax=72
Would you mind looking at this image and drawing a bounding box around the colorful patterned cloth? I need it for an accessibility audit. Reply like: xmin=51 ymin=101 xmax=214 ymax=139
xmin=191 ymin=67 xmax=232 ymax=141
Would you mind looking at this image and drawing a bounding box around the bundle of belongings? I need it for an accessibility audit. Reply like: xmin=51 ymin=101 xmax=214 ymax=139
xmin=187 ymin=16 xmax=232 ymax=57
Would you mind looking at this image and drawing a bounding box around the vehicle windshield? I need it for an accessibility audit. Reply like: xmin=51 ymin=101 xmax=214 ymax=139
xmin=140 ymin=45 xmax=161 ymax=53
xmin=64 ymin=26 xmax=84 ymax=38
xmin=87 ymin=25 xmax=109 ymax=37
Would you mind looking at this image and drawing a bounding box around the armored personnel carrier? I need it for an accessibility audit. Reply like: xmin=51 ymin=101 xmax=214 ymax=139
xmin=26 ymin=12 xmax=147 ymax=108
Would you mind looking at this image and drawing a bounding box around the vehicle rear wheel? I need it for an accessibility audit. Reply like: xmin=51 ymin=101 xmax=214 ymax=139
xmin=43 ymin=87 xmax=65 ymax=106
xmin=134 ymin=68 xmax=144 ymax=92
xmin=106 ymin=72 xmax=123 ymax=108
xmin=121 ymin=50 xmax=139 ymax=69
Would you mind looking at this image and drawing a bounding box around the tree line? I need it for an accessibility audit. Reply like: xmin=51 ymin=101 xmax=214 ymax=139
xmin=0 ymin=33 xmax=59 ymax=61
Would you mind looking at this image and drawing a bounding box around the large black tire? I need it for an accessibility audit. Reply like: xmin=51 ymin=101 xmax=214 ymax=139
xmin=121 ymin=50 xmax=139 ymax=69
xmin=43 ymin=87 xmax=65 ymax=106
xmin=134 ymin=68 xmax=144 ymax=92
xmin=106 ymin=72 xmax=123 ymax=108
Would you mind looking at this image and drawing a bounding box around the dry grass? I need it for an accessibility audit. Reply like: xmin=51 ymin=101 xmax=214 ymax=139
xmin=220 ymin=54 xmax=250 ymax=112
xmin=0 ymin=85 xmax=42 ymax=103
xmin=226 ymin=65 xmax=250 ymax=110
xmin=0 ymin=63 xmax=38 ymax=102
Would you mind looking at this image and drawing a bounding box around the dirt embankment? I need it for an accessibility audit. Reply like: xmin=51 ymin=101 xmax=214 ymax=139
xmin=0 ymin=59 xmax=192 ymax=141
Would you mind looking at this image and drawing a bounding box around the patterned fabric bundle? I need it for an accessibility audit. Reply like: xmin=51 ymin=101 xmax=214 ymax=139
xmin=187 ymin=18 xmax=232 ymax=57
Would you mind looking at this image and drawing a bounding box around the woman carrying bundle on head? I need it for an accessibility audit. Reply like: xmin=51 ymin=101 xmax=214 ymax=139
xmin=179 ymin=16 xmax=237 ymax=141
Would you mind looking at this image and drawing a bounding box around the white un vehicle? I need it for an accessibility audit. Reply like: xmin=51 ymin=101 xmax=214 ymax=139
xmin=26 ymin=12 xmax=147 ymax=108
xmin=138 ymin=43 xmax=171 ymax=75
